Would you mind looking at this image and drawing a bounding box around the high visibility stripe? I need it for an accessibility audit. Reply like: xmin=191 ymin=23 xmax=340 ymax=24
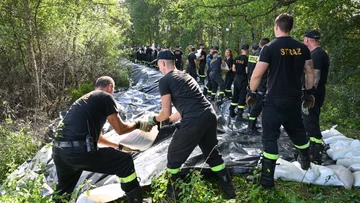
xmin=263 ymin=152 xmax=279 ymax=160
xmin=249 ymin=117 xmax=256 ymax=120
xmin=238 ymin=105 xmax=244 ymax=109
xmin=294 ymin=141 xmax=310 ymax=149
xmin=205 ymin=86 xmax=209 ymax=90
xmin=219 ymin=92 xmax=225 ymax=95
xmin=167 ymin=168 xmax=180 ymax=174
xmin=225 ymin=89 xmax=232 ymax=92
xmin=211 ymin=92 xmax=216 ymax=95
xmin=248 ymin=55 xmax=259 ymax=63
xmin=211 ymin=163 xmax=225 ymax=172
xmin=199 ymin=75 xmax=206 ymax=77
xmin=231 ymin=103 xmax=238 ymax=106
xmin=119 ymin=172 xmax=137 ymax=183
xmin=310 ymin=137 xmax=323 ymax=144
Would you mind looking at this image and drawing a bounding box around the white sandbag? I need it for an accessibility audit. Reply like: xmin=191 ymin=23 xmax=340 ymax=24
xmin=326 ymin=147 xmax=360 ymax=160
xmin=353 ymin=171 xmax=360 ymax=187
xmin=348 ymin=164 xmax=360 ymax=172
xmin=327 ymin=165 xmax=354 ymax=189
xmin=221 ymin=64 xmax=229 ymax=71
xmin=311 ymin=165 xmax=343 ymax=187
xmin=351 ymin=140 xmax=360 ymax=148
xmin=329 ymin=140 xmax=353 ymax=148
xmin=76 ymin=183 xmax=124 ymax=203
xmin=274 ymin=158 xmax=306 ymax=183
xmin=99 ymin=126 xmax=158 ymax=151
xmin=337 ymin=158 xmax=360 ymax=167
xmin=323 ymin=135 xmax=353 ymax=145
xmin=321 ymin=125 xmax=342 ymax=139
xmin=293 ymin=162 xmax=320 ymax=183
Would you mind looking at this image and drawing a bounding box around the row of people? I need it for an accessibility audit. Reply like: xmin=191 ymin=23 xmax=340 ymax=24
xmin=52 ymin=13 xmax=329 ymax=203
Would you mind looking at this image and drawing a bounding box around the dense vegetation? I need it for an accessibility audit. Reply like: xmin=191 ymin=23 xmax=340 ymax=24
xmin=0 ymin=0 xmax=359 ymax=202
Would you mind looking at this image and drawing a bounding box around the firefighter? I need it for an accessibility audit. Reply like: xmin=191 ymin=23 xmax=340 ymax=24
xmin=247 ymin=13 xmax=315 ymax=188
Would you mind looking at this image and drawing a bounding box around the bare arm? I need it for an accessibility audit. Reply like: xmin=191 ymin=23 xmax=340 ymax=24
xmin=98 ymin=132 xmax=118 ymax=148
xmin=304 ymin=59 xmax=315 ymax=89
xmin=314 ymin=69 xmax=321 ymax=89
xmin=155 ymin=94 xmax=172 ymax=122
xmin=169 ymin=111 xmax=181 ymax=123
xmin=232 ymin=64 xmax=236 ymax=72
xmin=249 ymin=62 xmax=269 ymax=91
xmin=107 ymin=113 xmax=137 ymax=135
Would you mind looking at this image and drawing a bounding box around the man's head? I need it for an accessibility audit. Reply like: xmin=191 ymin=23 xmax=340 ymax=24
xmin=176 ymin=45 xmax=180 ymax=50
xmin=252 ymin=44 xmax=259 ymax=53
xmin=241 ymin=44 xmax=249 ymax=55
xmin=191 ymin=47 xmax=196 ymax=52
xmin=304 ymin=30 xmax=321 ymax=47
xmin=155 ymin=50 xmax=176 ymax=74
xmin=199 ymin=43 xmax=204 ymax=49
xmin=95 ymin=76 xmax=115 ymax=94
xmin=212 ymin=50 xmax=219 ymax=56
xmin=274 ymin=13 xmax=293 ymax=36
xmin=259 ymin=38 xmax=270 ymax=48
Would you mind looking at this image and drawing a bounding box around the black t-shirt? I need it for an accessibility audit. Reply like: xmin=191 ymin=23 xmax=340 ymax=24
xmin=56 ymin=90 xmax=118 ymax=142
xmin=173 ymin=50 xmax=183 ymax=63
xmin=312 ymin=47 xmax=329 ymax=87
xmin=146 ymin=48 xmax=153 ymax=55
xmin=234 ymin=55 xmax=248 ymax=76
xmin=210 ymin=56 xmax=222 ymax=72
xmin=199 ymin=50 xmax=207 ymax=65
xmin=225 ymin=57 xmax=234 ymax=73
xmin=188 ymin=53 xmax=197 ymax=68
xmin=158 ymin=69 xmax=212 ymax=119
xmin=247 ymin=48 xmax=261 ymax=78
xmin=259 ymin=36 xmax=311 ymax=101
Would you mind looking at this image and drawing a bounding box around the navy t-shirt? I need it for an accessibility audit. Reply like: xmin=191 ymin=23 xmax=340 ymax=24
xmin=259 ymin=36 xmax=311 ymax=101
xmin=158 ymin=69 xmax=212 ymax=119
xmin=210 ymin=56 xmax=222 ymax=72
xmin=56 ymin=90 xmax=118 ymax=142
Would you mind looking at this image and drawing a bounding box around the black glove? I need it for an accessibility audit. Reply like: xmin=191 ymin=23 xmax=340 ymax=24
xmin=246 ymin=86 xmax=257 ymax=107
xmin=302 ymin=86 xmax=316 ymax=109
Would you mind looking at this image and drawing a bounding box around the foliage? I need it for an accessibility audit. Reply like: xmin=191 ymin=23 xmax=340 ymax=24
xmin=0 ymin=119 xmax=40 ymax=184
xmin=151 ymin=170 xmax=224 ymax=203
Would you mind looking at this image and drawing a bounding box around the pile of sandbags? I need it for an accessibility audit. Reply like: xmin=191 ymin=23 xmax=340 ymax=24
xmin=274 ymin=126 xmax=360 ymax=188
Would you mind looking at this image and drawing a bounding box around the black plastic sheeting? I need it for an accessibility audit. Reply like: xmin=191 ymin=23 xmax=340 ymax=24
xmin=1 ymin=60 xmax=300 ymax=200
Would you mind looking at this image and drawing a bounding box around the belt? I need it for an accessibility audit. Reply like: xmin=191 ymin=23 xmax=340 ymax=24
xmin=53 ymin=140 xmax=85 ymax=148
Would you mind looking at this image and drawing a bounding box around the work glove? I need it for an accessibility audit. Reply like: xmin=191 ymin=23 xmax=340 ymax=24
xmin=301 ymin=86 xmax=316 ymax=109
xmin=135 ymin=120 xmax=154 ymax=132
xmin=246 ymin=86 xmax=257 ymax=107
xmin=147 ymin=115 xmax=159 ymax=125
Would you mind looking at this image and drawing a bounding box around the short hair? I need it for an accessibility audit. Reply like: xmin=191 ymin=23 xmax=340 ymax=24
xmin=165 ymin=60 xmax=175 ymax=66
xmin=275 ymin=13 xmax=293 ymax=33
xmin=259 ymin=38 xmax=270 ymax=46
xmin=191 ymin=47 xmax=196 ymax=52
xmin=95 ymin=76 xmax=114 ymax=89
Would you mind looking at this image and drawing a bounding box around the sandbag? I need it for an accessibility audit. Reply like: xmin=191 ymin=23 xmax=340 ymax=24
xmin=348 ymin=164 xmax=360 ymax=172
xmin=76 ymin=183 xmax=124 ymax=203
xmin=311 ymin=165 xmax=343 ymax=187
xmin=321 ymin=125 xmax=342 ymax=139
xmin=274 ymin=159 xmax=306 ymax=183
xmin=326 ymin=147 xmax=360 ymax=160
xmin=336 ymin=158 xmax=360 ymax=168
xmin=353 ymin=171 xmax=360 ymax=187
xmin=327 ymin=165 xmax=354 ymax=189
xmin=323 ymin=136 xmax=353 ymax=145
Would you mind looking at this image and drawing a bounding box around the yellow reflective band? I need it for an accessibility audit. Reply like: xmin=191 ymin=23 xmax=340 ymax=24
xmin=199 ymin=75 xmax=206 ymax=77
xmin=225 ymin=89 xmax=232 ymax=92
xmin=219 ymin=92 xmax=225 ymax=95
xmin=211 ymin=163 xmax=225 ymax=172
xmin=310 ymin=137 xmax=323 ymax=144
xmin=295 ymin=141 xmax=310 ymax=149
xmin=231 ymin=103 xmax=238 ymax=106
xmin=119 ymin=172 xmax=137 ymax=183
xmin=248 ymin=55 xmax=259 ymax=63
xmin=205 ymin=86 xmax=209 ymax=89
xmin=263 ymin=152 xmax=279 ymax=160
xmin=211 ymin=92 xmax=216 ymax=95
xmin=167 ymin=168 xmax=180 ymax=174
xmin=238 ymin=106 xmax=244 ymax=109
xmin=249 ymin=117 xmax=256 ymax=120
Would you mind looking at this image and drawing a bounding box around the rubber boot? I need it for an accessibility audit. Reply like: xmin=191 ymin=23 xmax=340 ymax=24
xmin=203 ymin=87 xmax=208 ymax=97
xmin=236 ymin=108 xmax=245 ymax=121
xmin=166 ymin=173 xmax=181 ymax=200
xmin=126 ymin=186 xmax=143 ymax=203
xmin=247 ymin=119 xmax=258 ymax=134
xmin=218 ymin=94 xmax=224 ymax=102
xmin=210 ymin=94 xmax=215 ymax=101
xmin=297 ymin=147 xmax=311 ymax=170
xmin=260 ymin=157 xmax=277 ymax=189
xmin=309 ymin=141 xmax=324 ymax=165
xmin=229 ymin=105 xmax=236 ymax=118
xmin=216 ymin=169 xmax=236 ymax=199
